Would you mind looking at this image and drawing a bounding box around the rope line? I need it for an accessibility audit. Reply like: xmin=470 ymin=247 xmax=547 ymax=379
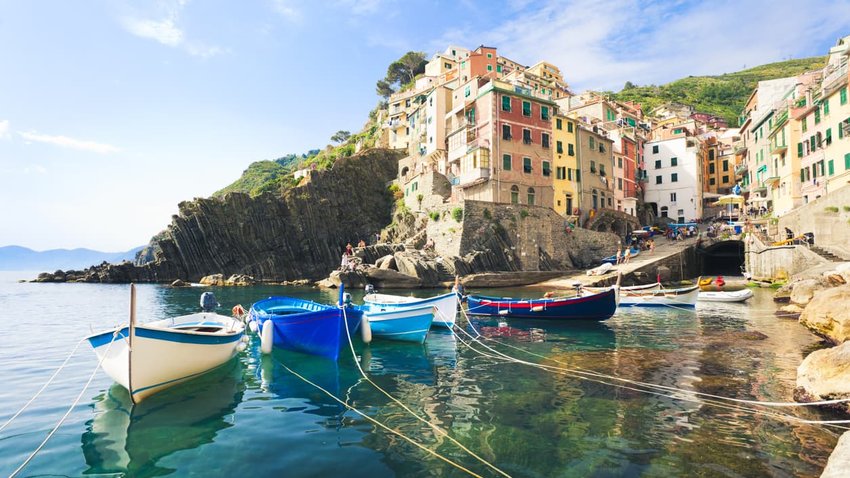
xmin=271 ymin=354 xmax=485 ymax=477
xmin=341 ymin=306 xmax=511 ymax=478
xmin=0 ymin=337 xmax=87 ymax=434
xmin=10 ymin=327 xmax=123 ymax=477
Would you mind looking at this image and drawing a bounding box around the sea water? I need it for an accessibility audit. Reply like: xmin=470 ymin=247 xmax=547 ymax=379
xmin=0 ymin=272 xmax=842 ymax=477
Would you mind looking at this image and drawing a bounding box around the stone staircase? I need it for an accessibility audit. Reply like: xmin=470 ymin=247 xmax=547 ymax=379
xmin=810 ymin=245 xmax=847 ymax=262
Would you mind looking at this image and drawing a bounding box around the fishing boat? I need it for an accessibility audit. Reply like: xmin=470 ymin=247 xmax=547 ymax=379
xmin=86 ymin=286 xmax=246 ymax=404
xmin=248 ymin=288 xmax=362 ymax=360
xmin=600 ymin=248 xmax=641 ymax=265
xmin=357 ymin=303 xmax=434 ymax=343
xmin=612 ymin=284 xmax=699 ymax=307
xmin=698 ymin=289 xmax=754 ymax=303
xmin=363 ymin=290 xmax=459 ymax=328
xmin=465 ymin=288 xmax=617 ymax=321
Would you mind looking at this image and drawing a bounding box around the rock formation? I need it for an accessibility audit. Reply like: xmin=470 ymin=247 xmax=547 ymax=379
xmin=799 ymin=284 xmax=850 ymax=344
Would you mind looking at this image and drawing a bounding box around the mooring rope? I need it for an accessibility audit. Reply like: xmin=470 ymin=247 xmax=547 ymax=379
xmin=0 ymin=337 xmax=87 ymax=435
xmin=442 ymin=305 xmax=850 ymax=428
xmin=271 ymin=354 xmax=485 ymax=478
xmin=341 ymin=307 xmax=511 ymax=478
xmin=10 ymin=328 xmax=123 ymax=477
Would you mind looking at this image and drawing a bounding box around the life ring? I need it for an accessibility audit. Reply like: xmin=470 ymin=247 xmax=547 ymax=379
xmin=232 ymin=304 xmax=246 ymax=317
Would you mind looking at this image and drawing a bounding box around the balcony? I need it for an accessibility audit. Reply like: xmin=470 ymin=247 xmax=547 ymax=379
xmin=458 ymin=167 xmax=490 ymax=186
xmin=764 ymin=176 xmax=780 ymax=187
xmin=770 ymin=142 xmax=788 ymax=154
xmin=735 ymin=163 xmax=748 ymax=175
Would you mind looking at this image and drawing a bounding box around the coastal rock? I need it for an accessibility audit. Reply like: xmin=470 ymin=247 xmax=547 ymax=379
xmin=225 ymin=274 xmax=255 ymax=286
xmin=821 ymin=431 xmax=850 ymax=478
xmin=837 ymin=262 xmax=850 ymax=284
xmin=773 ymin=282 xmax=792 ymax=303
xmin=776 ymin=304 xmax=803 ymax=319
xmin=825 ymin=273 xmax=847 ymax=286
xmin=363 ymin=266 xmax=421 ymax=288
xmin=171 ymin=279 xmax=189 ymax=287
xmin=789 ymin=278 xmax=827 ymax=305
xmin=200 ymin=274 xmax=225 ymax=286
xmin=799 ymin=284 xmax=850 ymax=344
xmin=794 ymin=341 xmax=850 ymax=411
xmin=376 ymin=255 xmax=396 ymax=270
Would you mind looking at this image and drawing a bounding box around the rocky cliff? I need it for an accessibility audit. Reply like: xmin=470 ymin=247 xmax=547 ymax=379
xmin=41 ymin=149 xmax=403 ymax=283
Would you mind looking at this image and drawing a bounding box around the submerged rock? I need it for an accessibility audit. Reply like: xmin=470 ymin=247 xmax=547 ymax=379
xmin=170 ymin=279 xmax=189 ymax=287
xmin=794 ymin=341 xmax=850 ymax=412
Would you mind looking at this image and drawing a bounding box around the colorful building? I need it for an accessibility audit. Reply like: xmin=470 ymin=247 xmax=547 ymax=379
xmin=643 ymin=123 xmax=704 ymax=223
xmin=552 ymin=113 xmax=578 ymax=216
xmin=575 ymin=124 xmax=615 ymax=216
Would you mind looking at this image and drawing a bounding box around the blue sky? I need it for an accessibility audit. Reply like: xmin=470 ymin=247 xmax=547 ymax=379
xmin=1 ymin=0 xmax=848 ymax=251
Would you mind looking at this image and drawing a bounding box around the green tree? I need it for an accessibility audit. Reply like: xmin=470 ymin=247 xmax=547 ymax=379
xmin=376 ymin=51 xmax=427 ymax=97
xmin=330 ymin=130 xmax=351 ymax=144
xmin=376 ymin=79 xmax=395 ymax=98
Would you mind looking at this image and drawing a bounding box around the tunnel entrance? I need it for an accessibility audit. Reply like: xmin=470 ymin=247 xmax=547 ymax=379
xmin=698 ymin=240 xmax=745 ymax=276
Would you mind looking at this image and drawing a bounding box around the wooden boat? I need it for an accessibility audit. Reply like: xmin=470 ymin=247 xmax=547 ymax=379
xmin=363 ymin=291 xmax=458 ymax=328
xmin=86 ymin=286 xmax=245 ymax=404
xmin=357 ymin=303 xmax=435 ymax=343
xmin=600 ymin=248 xmax=641 ymax=265
xmin=698 ymin=289 xmax=754 ymax=303
xmin=617 ymin=284 xmax=699 ymax=307
xmin=465 ymin=288 xmax=617 ymax=321
xmin=248 ymin=289 xmax=362 ymax=360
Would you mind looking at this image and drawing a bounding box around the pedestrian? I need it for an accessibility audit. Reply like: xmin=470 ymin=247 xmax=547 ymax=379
xmin=623 ymin=247 xmax=631 ymax=264
xmin=357 ymin=239 xmax=366 ymax=248
xmin=615 ymin=245 xmax=623 ymax=265
xmin=345 ymin=242 xmax=353 ymax=256
xmin=649 ymin=239 xmax=655 ymax=254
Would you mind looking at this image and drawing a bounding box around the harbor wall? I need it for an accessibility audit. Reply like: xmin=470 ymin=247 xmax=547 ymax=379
xmin=777 ymin=184 xmax=850 ymax=258
xmin=745 ymin=235 xmax=826 ymax=281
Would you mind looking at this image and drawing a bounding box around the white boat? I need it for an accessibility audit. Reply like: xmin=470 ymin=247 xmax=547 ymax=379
xmin=86 ymin=286 xmax=246 ymax=403
xmin=586 ymin=262 xmax=613 ymax=276
xmin=363 ymin=291 xmax=459 ymax=328
xmin=698 ymin=289 xmax=754 ymax=303
xmin=587 ymin=283 xmax=699 ymax=307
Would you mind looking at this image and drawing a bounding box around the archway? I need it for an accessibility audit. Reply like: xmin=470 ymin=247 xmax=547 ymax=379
xmin=698 ymin=240 xmax=745 ymax=276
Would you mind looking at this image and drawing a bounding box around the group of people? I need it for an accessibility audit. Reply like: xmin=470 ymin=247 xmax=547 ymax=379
xmin=339 ymin=237 xmax=373 ymax=271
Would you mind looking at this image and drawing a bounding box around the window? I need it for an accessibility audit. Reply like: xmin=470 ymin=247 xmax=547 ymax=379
xmin=841 ymin=87 xmax=848 ymax=105
xmin=709 ymin=163 xmax=715 ymax=174
xmin=660 ymin=206 xmax=668 ymax=217
xmin=846 ymin=153 xmax=850 ymax=170
xmin=541 ymin=106 xmax=549 ymax=120
xmin=556 ymin=166 xmax=566 ymax=180
xmin=618 ymin=178 xmax=623 ymax=190
xmin=652 ymin=145 xmax=659 ymax=154
xmin=542 ymin=161 xmax=551 ymax=176
xmin=670 ymin=157 xmax=678 ymax=166
xmin=575 ymin=169 xmax=581 ymax=181
xmin=503 ymin=154 xmax=512 ymax=171
xmin=670 ymin=192 xmax=677 ymax=202
xmin=556 ymin=118 xmax=562 ymax=130
xmin=522 ymin=101 xmax=531 ymax=116
xmin=510 ymin=185 xmax=519 ymax=204
xmin=445 ymin=62 xmax=452 ymax=69
xmin=556 ymin=141 xmax=563 ymax=154
xmin=487 ymin=53 xmax=493 ymax=58
xmin=590 ymin=161 xmax=596 ymax=174
xmin=568 ymin=143 xmax=575 ymax=156
xmin=523 ymin=129 xmax=532 ymax=144
xmin=617 ymin=157 xmax=622 ymax=168
xmin=523 ymin=157 xmax=532 ymax=173
xmin=826 ymin=128 xmax=833 ymax=145
xmin=589 ymin=137 xmax=595 ymax=149
xmin=599 ymin=164 xmax=606 ymax=177
xmin=464 ymin=86 xmax=470 ymax=97
xmin=671 ymin=173 xmax=678 ymax=182
xmin=542 ymin=133 xmax=550 ymax=149
xmin=655 ymin=175 xmax=662 ymax=184
xmin=815 ymin=107 xmax=821 ymax=124
xmin=829 ymin=159 xmax=834 ymax=176
xmin=802 ymin=117 xmax=808 ymax=133
xmin=709 ymin=178 xmax=716 ymax=186
xmin=824 ymin=99 xmax=830 ymax=116
xmin=722 ymin=160 xmax=729 ymax=171
xmin=568 ymin=168 xmax=572 ymax=181
xmin=502 ymin=95 xmax=511 ymax=112
xmin=798 ymin=142 xmax=804 ymax=157
xmin=722 ymin=175 xmax=729 ymax=183
xmin=496 ymin=64 xmax=502 ymax=73
xmin=655 ymin=159 xmax=661 ymax=169
xmin=502 ymin=124 xmax=511 ymax=140
xmin=599 ymin=143 xmax=605 ymax=153
xmin=487 ymin=64 xmax=493 ymax=71
xmin=527 ymin=188 xmax=535 ymax=205
xmin=567 ymin=122 xmax=574 ymax=133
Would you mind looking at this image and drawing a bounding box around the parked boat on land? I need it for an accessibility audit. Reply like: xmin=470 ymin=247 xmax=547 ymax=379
xmin=586 ymin=262 xmax=613 ymax=276
xmin=465 ymin=288 xmax=617 ymax=321
xmin=698 ymin=289 xmax=754 ymax=303
xmin=86 ymin=286 xmax=245 ymax=404
xmin=600 ymin=248 xmax=640 ymax=265
xmin=248 ymin=289 xmax=362 ymax=360
xmin=363 ymin=291 xmax=458 ymax=328
xmin=357 ymin=303 xmax=435 ymax=343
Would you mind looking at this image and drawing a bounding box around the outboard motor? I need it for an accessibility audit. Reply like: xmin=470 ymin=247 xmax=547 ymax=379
xmin=200 ymin=292 xmax=220 ymax=312
xmin=364 ymin=284 xmax=375 ymax=295
xmin=342 ymin=292 xmax=353 ymax=307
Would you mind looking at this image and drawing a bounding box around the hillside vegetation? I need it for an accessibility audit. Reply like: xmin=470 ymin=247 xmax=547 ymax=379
xmin=609 ymin=57 xmax=826 ymax=126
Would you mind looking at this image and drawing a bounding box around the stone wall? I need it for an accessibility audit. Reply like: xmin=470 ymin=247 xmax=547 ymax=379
xmin=746 ymin=234 xmax=827 ymax=281
xmin=777 ymin=184 xmax=850 ymax=258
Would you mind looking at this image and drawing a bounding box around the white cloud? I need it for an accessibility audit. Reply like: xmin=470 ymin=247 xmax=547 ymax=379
xmin=0 ymin=120 xmax=10 ymax=140
xmin=271 ymin=0 xmax=300 ymax=20
xmin=18 ymin=131 xmax=120 ymax=154
xmin=121 ymin=0 xmax=224 ymax=58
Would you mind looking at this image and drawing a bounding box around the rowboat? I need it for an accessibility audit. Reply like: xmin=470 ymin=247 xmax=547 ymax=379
xmin=600 ymin=248 xmax=641 ymax=264
xmin=698 ymin=289 xmax=754 ymax=303
xmin=465 ymin=288 xmax=617 ymax=321
xmin=363 ymin=291 xmax=458 ymax=328
xmin=86 ymin=286 xmax=246 ymax=404
xmin=616 ymin=284 xmax=699 ymax=307
xmin=248 ymin=290 xmax=362 ymax=360
xmin=357 ymin=303 xmax=435 ymax=343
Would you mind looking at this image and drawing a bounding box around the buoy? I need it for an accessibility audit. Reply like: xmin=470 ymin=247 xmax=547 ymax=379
xmin=498 ymin=309 xmax=509 ymax=315
xmin=360 ymin=316 xmax=372 ymax=344
xmin=531 ymin=305 xmax=544 ymax=312
xmin=260 ymin=322 xmax=274 ymax=354
xmin=236 ymin=341 xmax=247 ymax=352
xmin=248 ymin=321 xmax=259 ymax=335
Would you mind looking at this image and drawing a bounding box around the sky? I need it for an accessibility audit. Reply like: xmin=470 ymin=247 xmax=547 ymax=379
xmin=1 ymin=0 xmax=849 ymax=252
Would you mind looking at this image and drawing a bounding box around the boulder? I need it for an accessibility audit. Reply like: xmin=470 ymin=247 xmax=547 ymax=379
xmin=171 ymin=279 xmax=189 ymax=287
xmin=775 ymin=304 xmax=803 ymax=319
xmin=799 ymin=284 xmax=850 ymax=344
xmin=225 ymin=274 xmax=255 ymax=286
xmin=363 ymin=266 xmax=421 ymax=288
xmin=377 ymin=255 xmax=396 ymax=270
xmin=794 ymin=341 xmax=850 ymax=411
xmin=773 ymin=282 xmax=792 ymax=303
xmin=789 ymin=278 xmax=826 ymax=305
xmin=199 ymin=274 xmax=225 ymax=286
xmin=822 ymin=431 xmax=850 ymax=478
xmin=825 ymin=273 xmax=847 ymax=287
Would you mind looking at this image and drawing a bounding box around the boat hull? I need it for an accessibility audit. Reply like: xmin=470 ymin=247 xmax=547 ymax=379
xmin=86 ymin=312 xmax=244 ymax=403
xmin=364 ymin=292 xmax=458 ymax=328
xmin=617 ymin=285 xmax=700 ymax=307
xmin=698 ymin=289 xmax=754 ymax=302
xmin=466 ymin=289 xmax=617 ymax=321
xmin=361 ymin=304 xmax=435 ymax=343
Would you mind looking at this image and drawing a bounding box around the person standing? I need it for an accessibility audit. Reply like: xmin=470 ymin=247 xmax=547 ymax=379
xmin=615 ymin=245 xmax=623 ymax=265
xmin=623 ymin=247 xmax=631 ymax=264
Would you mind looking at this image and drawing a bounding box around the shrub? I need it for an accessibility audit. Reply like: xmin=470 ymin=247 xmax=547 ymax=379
xmin=452 ymin=207 xmax=463 ymax=222
xmin=388 ymin=183 xmax=403 ymax=200
xmin=429 ymin=211 xmax=440 ymax=221
xmin=482 ymin=208 xmax=491 ymax=220
xmin=520 ymin=209 xmax=529 ymax=219
xmin=843 ymin=206 xmax=850 ymax=212
xmin=417 ymin=193 xmax=424 ymax=204
xmin=825 ymin=206 xmax=839 ymax=213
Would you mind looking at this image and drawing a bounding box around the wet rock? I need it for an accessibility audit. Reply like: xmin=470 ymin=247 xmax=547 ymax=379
xmin=773 ymin=283 xmax=792 ymax=303
xmin=799 ymin=284 xmax=850 ymax=344
xmin=225 ymin=274 xmax=255 ymax=286
xmin=821 ymin=430 xmax=850 ymax=478
xmin=199 ymin=274 xmax=225 ymax=286
xmin=825 ymin=273 xmax=847 ymax=287
xmin=376 ymin=255 xmax=396 ymax=270
xmin=775 ymin=304 xmax=803 ymax=320
xmin=790 ymin=278 xmax=827 ymax=305
xmin=794 ymin=341 xmax=850 ymax=412
xmin=171 ymin=279 xmax=189 ymax=287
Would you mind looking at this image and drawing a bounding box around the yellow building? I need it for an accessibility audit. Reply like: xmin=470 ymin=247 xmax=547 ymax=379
xmin=552 ymin=113 xmax=579 ymax=216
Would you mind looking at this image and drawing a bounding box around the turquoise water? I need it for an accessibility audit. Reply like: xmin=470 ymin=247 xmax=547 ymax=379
xmin=0 ymin=271 xmax=843 ymax=477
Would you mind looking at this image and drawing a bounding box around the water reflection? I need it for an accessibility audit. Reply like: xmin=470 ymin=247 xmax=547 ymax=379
xmin=81 ymin=360 xmax=244 ymax=477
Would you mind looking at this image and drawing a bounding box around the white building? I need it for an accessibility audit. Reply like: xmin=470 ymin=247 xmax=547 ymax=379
xmin=644 ymin=132 xmax=704 ymax=223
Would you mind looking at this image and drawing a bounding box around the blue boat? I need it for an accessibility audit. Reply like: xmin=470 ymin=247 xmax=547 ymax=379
xmin=363 ymin=291 xmax=459 ymax=328
xmin=601 ymin=248 xmax=640 ymax=264
xmin=248 ymin=289 xmax=362 ymax=361
xmin=358 ymin=303 xmax=434 ymax=343
xmin=465 ymin=288 xmax=617 ymax=321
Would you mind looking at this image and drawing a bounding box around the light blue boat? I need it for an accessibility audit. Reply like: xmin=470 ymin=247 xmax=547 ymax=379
xmin=358 ymin=303 xmax=435 ymax=343
xmin=363 ymin=291 xmax=458 ymax=328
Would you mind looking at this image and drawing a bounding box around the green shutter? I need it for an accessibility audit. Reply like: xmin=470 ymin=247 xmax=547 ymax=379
xmin=828 ymin=159 xmax=834 ymax=175
xmin=556 ymin=141 xmax=563 ymax=154
xmin=567 ymin=122 xmax=573 ymax=133
xmin=502 ymin=95 xmax=511 ymax=111
xmin=841 ymin=87 xmax=848 ymax=105
xmin=503 ymin=154 xmax=511 ymax=170
xmin=800 ymin=169 xmax=805 ymax=182
xmin=797 ymin=142 xmax=803 ymax=157
xmin=840 ymin=123 xmax=844 ymax=139
xmin=541 ymin=106 xmax=549 ymax=120
xmin=824 ymin=99 xmax=830 ymax=116
xmin=827 ymin=128 xmax=832 ymax=144
xmin=846 ymin=153 xmax=850 ymax=170
xmin=575 ymin=169 xmax=581 ymax=181
xmin=815 ymin=108 xmax=821 ymax=124
xmin=522 ymin=101 xmax=531 ymax=116
xmin=556 ymin=118 xmax=562 ymax=130
xmin=568 ymin=143 xmax=574 ymax=156
xmin=811 ymin=136 xmax=816 ymax=151
xmin=802 ymin=117 xmax=807 ymax=133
